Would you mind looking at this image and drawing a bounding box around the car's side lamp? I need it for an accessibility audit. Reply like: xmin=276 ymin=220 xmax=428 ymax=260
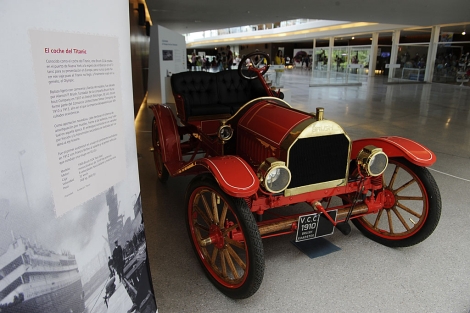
xmin=357 ymin=145 xmax=388 ymax=177
xmin=217 ymin=124 xmax=233 ymax=141
xmin=258 ymin=157 xmax=292 ymax=193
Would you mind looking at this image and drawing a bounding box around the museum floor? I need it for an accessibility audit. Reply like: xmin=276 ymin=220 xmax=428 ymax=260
xmin=135 ymin=69 xmax=470 ymax=313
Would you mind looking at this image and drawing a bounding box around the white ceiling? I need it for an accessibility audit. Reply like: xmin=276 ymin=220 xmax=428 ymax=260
xmin=146 ymin=0 xmax=470 ymax=35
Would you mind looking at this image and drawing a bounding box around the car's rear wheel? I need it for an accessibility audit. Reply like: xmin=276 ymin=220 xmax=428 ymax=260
xmin=151 ymin=117 xmax=169 ymax=182
xmin=351 ymin=157 xmax=441 ymax=247
xmin=186 ymin=175 xmax=264 ymax=299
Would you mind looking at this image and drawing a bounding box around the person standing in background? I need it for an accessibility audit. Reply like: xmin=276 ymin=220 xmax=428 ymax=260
xmin=226 ymin=45 xmax=233 ymax=70
xmin=274 ymin=50 xmax=285 ymax=65
xmin=273 ymin=50 xmax=285 ymax=87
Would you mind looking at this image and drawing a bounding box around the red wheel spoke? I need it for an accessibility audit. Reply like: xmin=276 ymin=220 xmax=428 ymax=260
xmin=397 ymin=202 xmax=422 ymax=218
xmin=223 ymin=249 xmax=240 ymax=280
xmin=226 ymin=244 xmax=246 ymax=270
xmin=387 ymin=209 xmax=394 ymax=234
xmin=394 ymin=178 xmax=416 ymax=194
xmin=373 ymin=209 xmax=384 ymax=228
xmin=392 ymin=207 xmax=411 ymax=231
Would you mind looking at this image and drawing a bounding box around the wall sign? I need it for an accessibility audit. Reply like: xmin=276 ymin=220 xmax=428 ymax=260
xmin=30 ymin=30 xmax=126 ymax=216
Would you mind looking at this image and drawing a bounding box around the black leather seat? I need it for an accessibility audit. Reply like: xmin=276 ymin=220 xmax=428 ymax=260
xmin=171 ymin=70 xmax=268 ymax=121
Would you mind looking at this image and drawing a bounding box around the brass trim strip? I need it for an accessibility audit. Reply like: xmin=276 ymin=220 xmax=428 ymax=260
xmin=284 ymin=179 xmax=346 ymax=197
xmin=223 ymin=97 xmax=291 ymax=125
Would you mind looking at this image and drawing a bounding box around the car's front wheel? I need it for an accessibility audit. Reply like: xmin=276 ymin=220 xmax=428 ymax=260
xmin=186 ymin=175 xmax=264 ymax=299
xmin=351 ymin=157 xmax=441 ymax=247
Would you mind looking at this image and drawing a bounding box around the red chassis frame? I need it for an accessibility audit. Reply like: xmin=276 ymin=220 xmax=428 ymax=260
xmin=149 ymin=57 xmax=437 ymax=241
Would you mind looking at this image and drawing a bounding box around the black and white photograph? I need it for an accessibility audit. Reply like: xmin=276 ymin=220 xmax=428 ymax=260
xmin=0 ymin=179 xmax=156 ymax=313
xmin=162 ymin=50 xmax=173 ymax=61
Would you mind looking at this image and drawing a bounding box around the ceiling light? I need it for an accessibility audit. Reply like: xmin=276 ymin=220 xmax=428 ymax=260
xmin=352 ymin=36 xmax=355 ymax=39
xmin=463 ymin=31 xmax=466 ymax=35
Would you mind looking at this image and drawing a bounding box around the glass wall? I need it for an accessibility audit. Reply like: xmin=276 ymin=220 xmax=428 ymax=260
xmin=347 ymin=46 xmax=370 ymax=75
xmin=313 ymin=47 xmax=328 ymax=71
xmin=331 ymin=47 xmax=348 ymax=72
xmin=390 ymin=44 xmax=429 ymax=82
xmin=384 ymin=28 xmax=432 ymax=82
xmin=311 ymin=36 xmax=372 ymax=85
xmin=329 ymin=46 xmax=370 ymax=78
xmin=432 ymin=25 xmax=470 ymax=85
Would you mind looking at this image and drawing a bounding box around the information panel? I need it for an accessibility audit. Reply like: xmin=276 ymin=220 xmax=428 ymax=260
xmin=30 ymin=30 xmax=126 ymax=216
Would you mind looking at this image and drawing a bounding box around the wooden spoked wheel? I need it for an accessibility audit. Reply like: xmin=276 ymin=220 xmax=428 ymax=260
xmin=351 ymin=158 xmax=441 ymax=247
xmin=186 ymin=175 xmax=264 ymax=299
xmin=151 ymin=117 xmax=169 ymax=182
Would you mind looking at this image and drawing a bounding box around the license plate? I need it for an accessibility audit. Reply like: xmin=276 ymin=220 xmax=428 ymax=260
xmin=295 ymin=210 xmax=337 ymax=242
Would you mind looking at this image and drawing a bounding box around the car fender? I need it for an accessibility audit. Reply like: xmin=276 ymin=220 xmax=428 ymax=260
xmin=351 ymin=136 xmax=436 ymax=167
xmin=178 ymin=156 xmax=259 ymax=198
xmin=149 ymin=104 xmax=182 ymax=164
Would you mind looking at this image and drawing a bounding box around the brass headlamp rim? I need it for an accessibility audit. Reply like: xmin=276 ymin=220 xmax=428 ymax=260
xmin=258 ymin=157 xmax=292 ymax=194
xmin=357 ymin=145 xmax=388 ymax=177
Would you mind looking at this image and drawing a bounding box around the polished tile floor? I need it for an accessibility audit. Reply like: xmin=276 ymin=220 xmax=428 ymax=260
xmin=135 ymin=69 xmax=470 ymax=313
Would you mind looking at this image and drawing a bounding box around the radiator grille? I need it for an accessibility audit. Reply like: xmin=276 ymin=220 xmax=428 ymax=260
xmin=288 ymin=134 xmax=350 ymax=189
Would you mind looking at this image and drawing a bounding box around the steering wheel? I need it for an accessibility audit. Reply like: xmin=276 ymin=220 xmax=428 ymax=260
xmin=238 ymin=51 xmax=271 ymax=80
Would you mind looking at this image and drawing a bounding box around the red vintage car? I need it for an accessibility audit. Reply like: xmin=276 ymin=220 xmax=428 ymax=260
xmin=149 ymin=51 xmax=441 ymax=299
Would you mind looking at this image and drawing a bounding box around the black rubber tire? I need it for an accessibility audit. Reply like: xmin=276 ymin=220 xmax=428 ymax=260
xmin=351 ymin=157 xmax=441 ymax=247
xmin=186 ymin=174 xmax=265 ymax=299
xmin=151 ymin=117 xmax=169 ymax=183
xmin=238 ymin=51 xmax=271 ymax=80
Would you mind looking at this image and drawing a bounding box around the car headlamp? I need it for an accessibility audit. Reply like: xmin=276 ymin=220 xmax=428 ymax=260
xmin=357 ymin=145 xmax=388 ymax=176
xmin=258 ymin=157 xmax=291 ymax=193
xmin=217 ymin=124 xmax=233 ymax=141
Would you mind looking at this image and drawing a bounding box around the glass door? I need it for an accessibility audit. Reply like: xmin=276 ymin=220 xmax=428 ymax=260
xmin=313 ymin=48 xmax=328 ymax=71
xmin=347 ymin=46 xmax=370 ymax=76
xmin=331 ymin=47 xmax=348 ymax=73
